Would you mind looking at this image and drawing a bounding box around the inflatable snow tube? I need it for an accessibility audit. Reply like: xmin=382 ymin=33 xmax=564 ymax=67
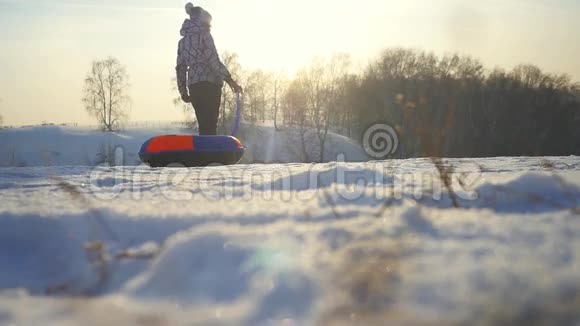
xmin=139 ymin=135 xmax=245 ymax=167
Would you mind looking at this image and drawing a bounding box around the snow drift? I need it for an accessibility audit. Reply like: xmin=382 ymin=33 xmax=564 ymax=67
xmin=0 ymin=124 xmax=367 ymax=167
xmin=0 ymin=156 xmax=579 ymax=325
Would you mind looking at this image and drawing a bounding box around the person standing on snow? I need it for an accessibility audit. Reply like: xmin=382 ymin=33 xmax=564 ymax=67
xmin=176 ymin=2 xmax=242 ymax=135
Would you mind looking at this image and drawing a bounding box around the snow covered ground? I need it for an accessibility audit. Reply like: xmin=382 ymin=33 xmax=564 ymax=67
xmin=0 ymin=125 xmax=367 ymax=167
xmin=0 ymin=155 xmax=578 ymax=325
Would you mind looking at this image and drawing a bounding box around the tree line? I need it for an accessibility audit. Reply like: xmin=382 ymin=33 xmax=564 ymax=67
xmin=217 ymin=48 xmax=580 ymax=159
xmin=82 ymin=48 xmax=580 ymax=158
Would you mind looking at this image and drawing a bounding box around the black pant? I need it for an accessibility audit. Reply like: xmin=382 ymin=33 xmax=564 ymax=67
xmin=189 ymin=81 xmax=222 ymax=135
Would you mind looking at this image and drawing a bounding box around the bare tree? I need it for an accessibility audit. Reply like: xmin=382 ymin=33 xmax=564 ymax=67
xmin=321 ymin=54 xmax=351 ymax=159
xmin=219 ymin=52 xmax=243 ymax=130
xmin=293 ymin=54 xmax=351 ymax=162
xmin=82 ymin=57 xmax=130 ymax=131
xmin=282 ymin=79 xmax=311 ymax=161
xmin=300 ymin=59 xmax=329 ymax=162
xmin=244 ymin=69 xmax=272 ymax=123
xmin=272 ymin=72 xmax=289 ymax=131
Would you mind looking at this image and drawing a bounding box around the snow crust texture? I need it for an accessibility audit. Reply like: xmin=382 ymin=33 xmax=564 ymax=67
xmin=0 ymin=129 xmax=579 ymax=325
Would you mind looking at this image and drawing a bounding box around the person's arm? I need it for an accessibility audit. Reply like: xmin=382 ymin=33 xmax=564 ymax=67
xmin=175 ymin=38 xmax=191 ymax=102
xmin=202 ymin=30 xmax=242 ymax=93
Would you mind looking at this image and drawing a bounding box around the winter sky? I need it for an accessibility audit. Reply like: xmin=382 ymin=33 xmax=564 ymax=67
xmin=0 ymin=0 xmax=579 ymax=126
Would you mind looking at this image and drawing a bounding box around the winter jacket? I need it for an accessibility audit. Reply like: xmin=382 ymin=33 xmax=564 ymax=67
xmin=176 ymin=14 xmax=231 ymax=97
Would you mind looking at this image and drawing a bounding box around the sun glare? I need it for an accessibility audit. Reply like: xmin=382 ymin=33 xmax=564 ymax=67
xmin=0 ymin=0 xmax=578 ymax=125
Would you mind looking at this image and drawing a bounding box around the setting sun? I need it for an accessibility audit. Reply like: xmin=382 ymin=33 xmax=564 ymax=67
xmin=0 ymin=0 xmax=579 ymax=125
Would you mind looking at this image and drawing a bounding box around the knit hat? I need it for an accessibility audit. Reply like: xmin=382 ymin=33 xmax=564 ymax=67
xmin=184 ymin=2 xmax=212 ymax=26
xmin=185 ymin=2 xmax=196 ymax=16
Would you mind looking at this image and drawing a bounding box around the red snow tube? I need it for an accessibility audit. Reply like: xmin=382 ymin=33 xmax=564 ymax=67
xmin=139 ymin=135 xmax=245 ymax=167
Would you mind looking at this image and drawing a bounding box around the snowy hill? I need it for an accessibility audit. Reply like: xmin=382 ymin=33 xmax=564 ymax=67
xmin=0 ymin=124 xmax=368 ymax=167
xmin=0 ymin=156 xmax=579 ymax=325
